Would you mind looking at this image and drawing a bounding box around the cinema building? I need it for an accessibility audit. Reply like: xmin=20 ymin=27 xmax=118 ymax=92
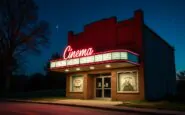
xmin=50 ymin=10 xmax=176 ymax=101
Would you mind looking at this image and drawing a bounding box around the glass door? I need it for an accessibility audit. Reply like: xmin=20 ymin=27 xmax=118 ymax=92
xmin=95 ymin=75 xmax=111 ymax=98
xmin=104 ymin=77 xmax=111 ymax=98
xmin=96 ymin=78 xmax=103 ymax=98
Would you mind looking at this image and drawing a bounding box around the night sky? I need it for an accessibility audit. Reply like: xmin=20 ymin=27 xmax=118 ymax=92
xmin=27 ymin=0 xmax=185 ymax=75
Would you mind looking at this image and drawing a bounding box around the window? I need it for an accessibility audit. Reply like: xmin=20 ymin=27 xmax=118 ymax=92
xmin=117 ymin=71 xmax=138 ymax=93
xmin=70 ymin=75 xmax=84 ymax=92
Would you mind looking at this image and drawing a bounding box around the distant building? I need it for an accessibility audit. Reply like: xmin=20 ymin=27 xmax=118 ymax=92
xmin=50 ymin=10 xmax=176 ymax=101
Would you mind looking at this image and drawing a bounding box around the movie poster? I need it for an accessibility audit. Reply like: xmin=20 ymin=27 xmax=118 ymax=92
xmin=72 ymin=76 xmax=83 ymax=92
xmin=118 ymin=71 xmax=138 ymax=92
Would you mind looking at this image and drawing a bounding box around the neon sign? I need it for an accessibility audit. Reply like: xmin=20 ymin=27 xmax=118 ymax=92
xmin=63 ymin=45 xmax=94 ymax=59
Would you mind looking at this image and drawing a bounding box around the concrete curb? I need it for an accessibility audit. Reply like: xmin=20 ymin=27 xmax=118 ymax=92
xmin=2 ymin=99 xmax=185 ymax=115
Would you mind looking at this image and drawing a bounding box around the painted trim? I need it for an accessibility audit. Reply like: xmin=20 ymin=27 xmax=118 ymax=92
xmin=50 ymin=60 xmax=140 ymax=70
xmin=50 ymin=49 xmax=139 ymax=62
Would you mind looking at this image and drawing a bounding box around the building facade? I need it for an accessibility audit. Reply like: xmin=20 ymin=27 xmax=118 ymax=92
xmin=50 ymin=10 xmax=176 ymax=101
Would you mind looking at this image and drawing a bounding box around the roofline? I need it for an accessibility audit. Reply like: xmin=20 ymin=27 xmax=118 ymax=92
xmin=144 ymin=24 xmax=175 ymax=51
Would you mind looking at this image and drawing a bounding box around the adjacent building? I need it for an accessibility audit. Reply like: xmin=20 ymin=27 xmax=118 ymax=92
xmin=50 ymin=10 xmax=176 ymax=101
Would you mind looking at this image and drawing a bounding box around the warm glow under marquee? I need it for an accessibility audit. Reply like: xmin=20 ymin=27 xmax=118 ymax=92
xmin=50 ymin=50 xmax=139 ymax=69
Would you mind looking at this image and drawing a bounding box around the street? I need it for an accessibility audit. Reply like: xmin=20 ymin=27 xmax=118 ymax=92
xmin=0 ymin=102 xmax=148 ymax=115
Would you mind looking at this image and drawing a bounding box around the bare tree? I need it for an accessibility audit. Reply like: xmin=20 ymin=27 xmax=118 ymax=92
xmin=177 ymin=71 xmax=185 ymax=80
xmin=44 ymin=52 xmax=60 ymax=74
xmin=44 ymin=52 xmax=66 ymax=90
xmin=0 ymin=0 xmax=51 ymax=91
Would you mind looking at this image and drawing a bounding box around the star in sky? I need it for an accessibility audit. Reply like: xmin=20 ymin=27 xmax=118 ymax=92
xmin=56 ymin=24 xmax=59 ymax=32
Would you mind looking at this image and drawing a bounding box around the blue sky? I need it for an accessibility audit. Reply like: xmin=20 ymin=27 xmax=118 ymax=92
xmin=26 ymin=0 xmax=185 ymax=75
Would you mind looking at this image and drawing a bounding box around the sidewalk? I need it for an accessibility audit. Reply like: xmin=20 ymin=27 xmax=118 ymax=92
xmin=4 ymin=98 xmax=185 ymax=115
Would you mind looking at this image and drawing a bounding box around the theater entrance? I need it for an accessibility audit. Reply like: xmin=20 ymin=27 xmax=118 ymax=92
xmin=95 ymin=73 xmax=111 ymax=99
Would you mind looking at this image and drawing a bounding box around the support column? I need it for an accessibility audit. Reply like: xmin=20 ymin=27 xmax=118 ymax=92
xmin=83 ymin=74 xmax=94 ymax=99
xmin=111 ymin=71 xmax=117 ymax=101
xmin=83 ymin=74 xmax=88 ymax=99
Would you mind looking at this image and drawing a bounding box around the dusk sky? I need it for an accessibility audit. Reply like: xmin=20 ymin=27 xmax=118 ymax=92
xmin=26 ymin=0 xmax=185 ymax=75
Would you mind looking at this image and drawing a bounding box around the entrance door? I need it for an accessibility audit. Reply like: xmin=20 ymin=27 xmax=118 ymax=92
xmin=96 ymin=76 xmax=111 ymax=98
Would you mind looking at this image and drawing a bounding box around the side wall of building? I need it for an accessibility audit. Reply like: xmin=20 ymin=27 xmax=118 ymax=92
xmin=143 ymin=25 xmax=176 ymax=100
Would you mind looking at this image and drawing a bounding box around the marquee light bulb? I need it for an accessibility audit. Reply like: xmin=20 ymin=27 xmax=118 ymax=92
xmin=105 ymin=64 xmax=111 ymax=68
xmin=65 ymin=69 xmax=69 ymax=72
xmin=90 ymin=66 xmax=95 ymax=70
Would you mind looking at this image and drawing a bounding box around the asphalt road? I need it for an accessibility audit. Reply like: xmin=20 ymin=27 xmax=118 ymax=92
xmin=0 ymin=102 xmax=149 ymax=115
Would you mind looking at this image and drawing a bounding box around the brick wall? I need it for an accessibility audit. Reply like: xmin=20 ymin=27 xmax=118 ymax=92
xmin=66 ymin=66 xmax=144 ymax=101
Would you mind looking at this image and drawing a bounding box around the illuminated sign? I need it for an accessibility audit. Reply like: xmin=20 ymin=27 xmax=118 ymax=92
xmin=63 ymin=45 xmax=94 ymax=59
xmin=50 ymin=50 xmax=139 ymax=69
